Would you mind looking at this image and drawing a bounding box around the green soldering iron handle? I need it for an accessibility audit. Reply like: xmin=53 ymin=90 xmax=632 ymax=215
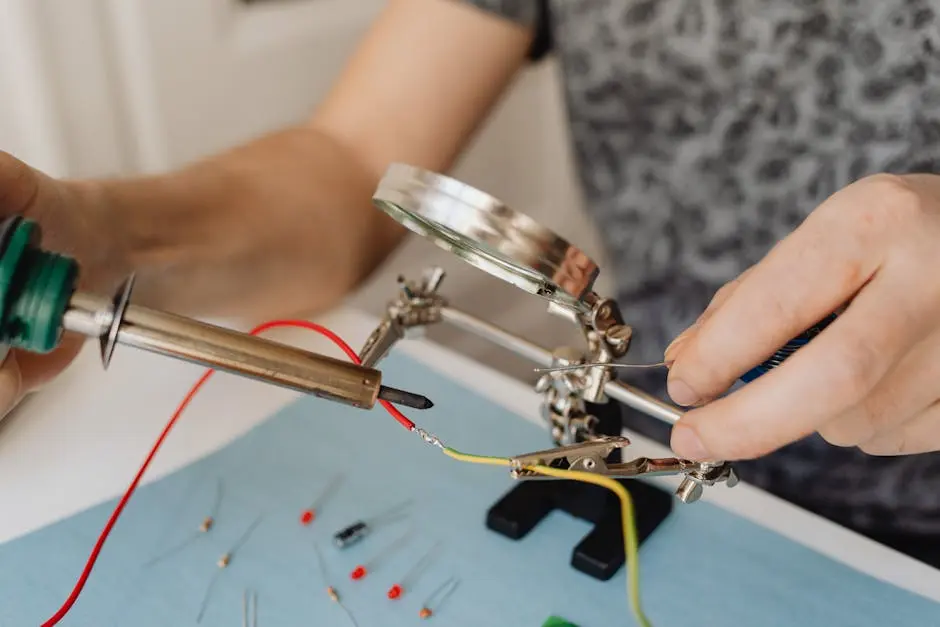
xmin=0 ymin=216 xmax=78 ymax=354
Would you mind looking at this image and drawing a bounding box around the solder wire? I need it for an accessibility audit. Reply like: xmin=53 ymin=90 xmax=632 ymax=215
xmin=534 ymin=361 xmax=668 ymax=373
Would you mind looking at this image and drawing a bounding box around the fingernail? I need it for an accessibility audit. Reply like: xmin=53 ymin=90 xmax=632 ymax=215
xmin=667 ymin=378 xmax=700 ymax=406
xmin=663 ymin=333 xmax=690 ymax=362
xmin=671 ymin=425 xmax=710 ymax=460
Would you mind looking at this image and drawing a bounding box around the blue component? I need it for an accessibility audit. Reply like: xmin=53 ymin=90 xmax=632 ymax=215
xmin=740 ymin=313 xmax=838 ymax=382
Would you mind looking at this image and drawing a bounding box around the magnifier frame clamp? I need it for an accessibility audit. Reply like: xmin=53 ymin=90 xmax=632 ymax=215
xmin=365 ymin=163 xmax=737 ymax=504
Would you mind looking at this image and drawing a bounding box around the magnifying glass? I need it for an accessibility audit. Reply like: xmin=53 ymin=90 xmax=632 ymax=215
xmin=372 ymin=163 xmax=601 ymax=316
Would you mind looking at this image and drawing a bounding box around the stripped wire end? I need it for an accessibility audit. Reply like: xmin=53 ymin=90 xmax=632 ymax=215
xmin=414 ymin=428 xmax=445 ymax=450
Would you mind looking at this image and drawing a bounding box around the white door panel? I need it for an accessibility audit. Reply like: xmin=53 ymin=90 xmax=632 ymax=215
xmin=104 ymin=0 xmax=386 ymax=172
xmin=0 ymin=0 xmax=70 ymax=175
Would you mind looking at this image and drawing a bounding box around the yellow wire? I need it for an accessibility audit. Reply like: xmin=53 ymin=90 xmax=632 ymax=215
xmin=441 ymin=447 xmax=652 ymax=627
xmin=440 ymin=447 xmax=512 ymax=467
xmin=529 ymin=465 xmax=651 ymax=627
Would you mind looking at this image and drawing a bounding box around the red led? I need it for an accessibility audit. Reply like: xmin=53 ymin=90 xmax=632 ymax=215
xmin=419 ymin=608 xmax=432 ymax=619
xmin=300 ymin=509 xmax=315 ymax=525
xmin=350 ymin=565 xmax=367 ymax=580
xmin=387 ymin=584 xmax=403 ymax=600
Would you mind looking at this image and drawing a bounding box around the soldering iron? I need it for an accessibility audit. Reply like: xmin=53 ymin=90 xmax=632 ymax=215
xmin=0 ymin=215 xmax=432 ymax=411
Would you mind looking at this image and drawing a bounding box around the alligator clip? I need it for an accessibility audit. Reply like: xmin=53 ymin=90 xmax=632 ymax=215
xmin=508 ymin=435 xmax=738 ymax=503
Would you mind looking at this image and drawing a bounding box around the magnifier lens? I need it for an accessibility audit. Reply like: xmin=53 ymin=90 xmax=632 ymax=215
xmin=372 ymin=164 xmax=600 ymax=313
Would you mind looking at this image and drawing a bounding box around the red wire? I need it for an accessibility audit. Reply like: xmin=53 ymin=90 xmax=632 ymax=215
xmin=42 ymin=319 xmax=415 ymax=626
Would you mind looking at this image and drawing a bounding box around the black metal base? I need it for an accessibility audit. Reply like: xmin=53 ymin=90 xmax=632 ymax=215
xmin=484 ymin=400 xmax=673 ymax=581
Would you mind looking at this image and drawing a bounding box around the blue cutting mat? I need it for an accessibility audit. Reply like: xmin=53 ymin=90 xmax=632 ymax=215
xmin=1 ymin=353 xmax=938 ymax=626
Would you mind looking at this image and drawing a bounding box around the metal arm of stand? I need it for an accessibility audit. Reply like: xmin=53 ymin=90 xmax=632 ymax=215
xmin=438 ymin=307 xmax=682 ymax=425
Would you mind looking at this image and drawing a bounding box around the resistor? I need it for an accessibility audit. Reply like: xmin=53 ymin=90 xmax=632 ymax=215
xmin=143 ymin=479 xmax=223 ymax=568
xmin=314 ymin=542 xmax=361 ymax=627
xmin=418 ymin=576 xmax=459 ymax=620
xmin=197 ymin=516 xmax=262 ymax=623
xmin=202 ymin=479 xmax=223 ymax=533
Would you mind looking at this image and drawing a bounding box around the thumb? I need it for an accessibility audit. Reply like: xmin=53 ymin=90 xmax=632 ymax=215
xmin=0 ymin=334 xmax=85 ymax=419
xmin=0 ymin=350 xmax=24 ymax=420
xmin=14 ymin=333 xmax=84 ymax=391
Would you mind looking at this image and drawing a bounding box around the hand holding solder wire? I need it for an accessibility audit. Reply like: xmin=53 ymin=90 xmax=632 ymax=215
xmin=667 ymin=173 xmax=940 ymax=461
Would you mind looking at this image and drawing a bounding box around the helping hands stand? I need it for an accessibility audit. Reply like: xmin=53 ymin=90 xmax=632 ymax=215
xmin=355 ymin=266 xmax=737 ymax=579
xmin=367 ymin=163 xmax=737 ymax=499
xmin=361 ymin=163 xmax=744 ymax=580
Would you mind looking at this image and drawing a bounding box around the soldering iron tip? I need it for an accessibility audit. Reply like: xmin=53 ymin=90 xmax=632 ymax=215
xmin=378 ymin=385 xmax=434 ymax=410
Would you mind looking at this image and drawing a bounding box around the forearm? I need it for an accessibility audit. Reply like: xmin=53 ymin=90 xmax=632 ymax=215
xmin=82 ymin=125 xmax=405 ymax=320
xmin=62 ymin=0 xmax=533 ymax=322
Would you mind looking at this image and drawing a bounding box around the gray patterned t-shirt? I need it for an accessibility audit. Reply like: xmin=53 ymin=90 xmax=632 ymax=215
xmin=461 ymin=0 xmax=940 ymax=538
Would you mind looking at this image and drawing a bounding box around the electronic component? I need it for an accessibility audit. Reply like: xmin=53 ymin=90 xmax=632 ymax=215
xmin=313 ymin=542 xmax=360 ymax=626
xmin=197 ymin=516 xmax=263 ymax=623
xmin=418 ymin=576 xmax=459 ymax=620
xmin=349 ymin=529 xmax=411 ymax=581
xmin=333 ymin=500 xmax=411 ymax=549
xmin=0 ymin=216 xmax=431 ymax=412
xmin=242 ymin=589 xmax=257 ymax=627
xmin=143 ymin=478 xmax=224 ymax=568
xmin=300 ymin=473 xmax=344 ymax=526
xmin=386 ymin=540 xmax=440 ymax=600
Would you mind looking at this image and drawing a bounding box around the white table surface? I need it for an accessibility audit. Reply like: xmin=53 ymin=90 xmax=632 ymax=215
xmin=1 ymin=307 xmax=938 ymax=605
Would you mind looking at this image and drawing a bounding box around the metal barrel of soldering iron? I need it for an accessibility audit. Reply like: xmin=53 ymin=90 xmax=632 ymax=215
xmin=0 ymin=216 xmax=430 ymax=411
xmin=739 ymin=313 xmax=839 ymax=382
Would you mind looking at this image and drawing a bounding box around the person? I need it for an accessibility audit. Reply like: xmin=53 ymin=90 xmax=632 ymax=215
xmin=2 ymin=0 xmax=939 ymax=565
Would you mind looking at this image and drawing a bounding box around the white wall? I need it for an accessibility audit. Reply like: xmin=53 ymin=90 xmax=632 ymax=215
xmin=0 ymin=0 xmax=612 ymax=384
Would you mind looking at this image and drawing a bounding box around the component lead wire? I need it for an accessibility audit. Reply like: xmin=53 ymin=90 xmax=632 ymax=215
xmin=534 ymin=361 xmax=668 ymax=373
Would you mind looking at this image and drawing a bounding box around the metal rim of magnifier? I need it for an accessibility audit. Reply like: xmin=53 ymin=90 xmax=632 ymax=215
xmin=372 ymin=163 xmax=600 ymax=313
